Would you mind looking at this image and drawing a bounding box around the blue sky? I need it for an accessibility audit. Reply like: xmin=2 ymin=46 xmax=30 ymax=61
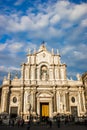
xmin=0 ymin=0 xmax=87 ymax=84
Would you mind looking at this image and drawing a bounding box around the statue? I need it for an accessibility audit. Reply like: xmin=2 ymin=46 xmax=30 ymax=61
xmin=76 ymin=73 xmax=81 ymax=81
xmin=28 ymin=48 xmax=31 ymax=54
xmin=41 ymin=66 xmax=48 ymax=80
xmin=33 ymin=48 xmax=36 ymax=53
xmin=42 ymin=72 xmax=47 ymax=80
xmin=70 ymin=77 xmax=73 ymax=80
xmin=57 ymin=49 xmax=59 ymax=55
xmin=52 ymin=48 xmax=54 ymax=54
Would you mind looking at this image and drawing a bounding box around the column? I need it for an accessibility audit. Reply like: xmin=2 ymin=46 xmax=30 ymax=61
xmin=33 ymin=66 xmax=36 ymax=81
xmin=6 ymin=91 xmax=10 ymax=113
xmin=28 ymin=54 xmax=31 ymax=84
xmin=65 ymin=92 xmax=70 ymax=111
xmin=20 ymin=88 xmax=24 ymax=117
xmin=37 ymin=68 xmax=39 ymax=80
xmin=4 ymin=91 xmax=8 ymax=112
xmin=82 ymin=91 xmax=85 ymax=112
xmin=57 ymin=91 xmax=60 ymax=112
xmin=3 ymin=90 xmax=9 ymax=113
xmin=33 ymin=91 xmax=35 ymax=112
xmin=53 ymin=88 xmax=57 ymax=112
xmin=78 ymin=91 xmax=81 ymax=113
xmin=34 ymin=54 xmax=37 ymax=80
xmin=80 ymin=92 xmax=84 ymax=111
xmin=32 ymin=88 xmax=36 ymax=114
xmin=60 ymin=92 xmax=63 ymax=112
xmin=85 ymin=90 xmax=87 ymax=114
xmin=63 ymin=92 xmax=66 ymax=113
xmin=52 ymin=54 xmax=55 ymax=80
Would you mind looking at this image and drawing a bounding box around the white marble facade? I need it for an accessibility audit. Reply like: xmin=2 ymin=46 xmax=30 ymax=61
xmin=0 ymin=44 xmax=86 ymax=120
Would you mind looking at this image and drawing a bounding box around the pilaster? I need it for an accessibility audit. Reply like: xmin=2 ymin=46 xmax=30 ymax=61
xmin=53 ymin=86 xmax=57 ymax=113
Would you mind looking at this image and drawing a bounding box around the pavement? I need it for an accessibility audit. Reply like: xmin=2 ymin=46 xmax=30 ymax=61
xmin=0 ymin=122 xmax=87 ymax=130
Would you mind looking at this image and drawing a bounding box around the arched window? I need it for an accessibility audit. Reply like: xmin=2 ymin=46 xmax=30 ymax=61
xmin=41 ymin=65 xmax=48 ymax=80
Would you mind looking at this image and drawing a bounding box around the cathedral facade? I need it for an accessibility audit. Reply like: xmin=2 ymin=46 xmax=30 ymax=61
xmin=0 ymin=44 xmax=87 ymax=121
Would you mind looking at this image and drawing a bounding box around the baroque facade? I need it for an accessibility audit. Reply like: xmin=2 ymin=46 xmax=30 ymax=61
xmin=0 ymin=44 xmax=87 ymax=120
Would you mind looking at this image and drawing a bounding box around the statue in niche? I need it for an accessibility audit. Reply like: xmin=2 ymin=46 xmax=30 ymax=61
xmin=41 ymin=65 xmax=48 ymax=80
xmin=27 ymin=94 xmax=32 ymax=112
xmin=27 ymin=94 xmax=31 ymax=103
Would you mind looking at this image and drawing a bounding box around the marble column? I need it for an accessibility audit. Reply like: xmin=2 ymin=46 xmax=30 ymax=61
xmin=3 ymin=90 xmax=9 ymax=113
xmin=33 ymin=92 xmax=35 ymax=112
xmin=20 ymin=88 xmax=24 ymax=117
xmin=4 ymin=91 xmax=8 ymax=112
xmin=34 ymin=54 xmax=37 ymax=80
xmin=32 ymin=88 xmax=36 ymax=114
xmin=65 ymin=92 xmax=70 ymax=111
xmin=78 ymin=91 xmax=81 ymax=113
xmin=53 ymin=89 xmax=57 ymax=112
xmin=80 ymin=92 xmax=84 ymax=111
xmin=57 ymin=91 xmax=60 ymax=112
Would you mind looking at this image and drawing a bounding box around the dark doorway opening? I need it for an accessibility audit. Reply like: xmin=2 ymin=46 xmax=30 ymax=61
xmin=71 ymin=106 xmax=78 ymax=117
xmin=10 ymin=107 xmax=18 ymax=118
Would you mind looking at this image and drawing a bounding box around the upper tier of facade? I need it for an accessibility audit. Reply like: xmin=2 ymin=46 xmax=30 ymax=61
xmin=2 ymin=44 xmax=82 ymax=87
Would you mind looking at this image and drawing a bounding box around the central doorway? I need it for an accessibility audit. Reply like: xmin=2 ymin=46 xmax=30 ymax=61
xmin=10 ymin=107 xmax=18 ymax=118
xmin=71 ymin=106 xmax=78 ymax=117
xmin=40 ymin=103 xmax=49 ymax=117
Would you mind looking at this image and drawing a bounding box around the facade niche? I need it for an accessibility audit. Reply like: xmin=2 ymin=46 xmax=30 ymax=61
xmin=40 ymin=65 xmax=48 ymax=80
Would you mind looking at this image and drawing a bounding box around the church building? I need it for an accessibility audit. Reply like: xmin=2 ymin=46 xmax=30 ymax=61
xmin=0 ymin=44 xmax=87 ymax=121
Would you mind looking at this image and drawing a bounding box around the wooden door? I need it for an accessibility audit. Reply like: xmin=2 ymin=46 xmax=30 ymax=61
xmin=41 ymin=103 xmax=49 ymax=117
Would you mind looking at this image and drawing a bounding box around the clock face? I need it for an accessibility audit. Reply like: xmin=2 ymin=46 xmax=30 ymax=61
xmin=13 ymin=97 xmax=17 ymax=103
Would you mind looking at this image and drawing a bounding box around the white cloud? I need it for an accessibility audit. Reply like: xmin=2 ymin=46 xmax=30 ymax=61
xmin=0 ymin=40 xmax=24 ymax=53
xmin=8 ymin=42 xmax=24 ymax=53
xmin=14 ymin=0 xmax=25 ymax=6
xmin=73 ymin=44 xmax=87 ymax=60
xmin=0 ymin=43 xmax=7 ymax=51
xmin=0 ymin=39 xmax=38 ymax=56
xmin=61 ymin=43 xmax=87 ymax=70
xmin=8 ymin=66 xmax=20 ymax=71
xmin=0 ymin=65 xmax=20 ymax=72
xmin=25 ymin=42 xmax=39 ymax=53
xmin=80 ymin=18 xmax=87 ymax=27
xmin=61 ymin=45 xmax=74 ymax=55
xmin=0 ymin=66 xmax=5 ymax=71
xmin=50 ymin=14 xmax=60 ymax=25
xmin=69 ymin=3 xmax=87 ymax=21
xmin=0 ymin=0 xmax=86 ymax=38
xmin=0 ymin=15 xmax=7 ymax=26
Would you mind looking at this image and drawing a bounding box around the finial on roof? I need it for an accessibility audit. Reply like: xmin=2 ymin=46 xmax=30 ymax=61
xmin=8 ymin=72 xmax=11 ymax=80
xmin=57 ymin=49 xmax=60 ymax=55
xmin=76 ymin=73 xmax=81 ymax=81
xmin=52 ymin=48 xmax=54 ymax=54
xmin=34 ymin=48 xmax=36 ymax=53
xmin=14 ymin=71 xmax=18 ymax=79
xmin=42 ymin=41 xmax=45 ymax=45
xmin=28 ymin=48 xmax=31 ymax=54
xmin=39 ymin=41 xmax=47 ymax=51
